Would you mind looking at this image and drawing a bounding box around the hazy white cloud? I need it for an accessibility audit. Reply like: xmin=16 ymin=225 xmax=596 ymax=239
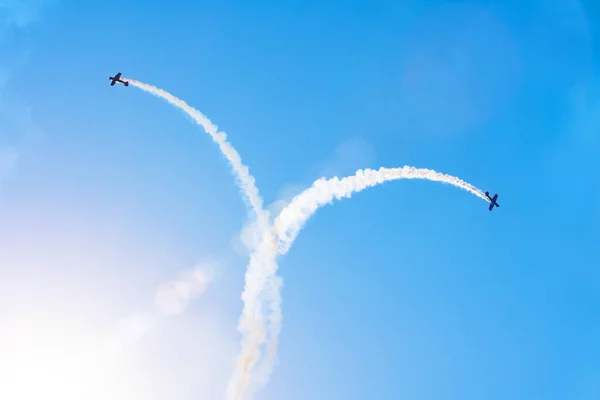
xmin=231 ymin=218 xmax=260 ymax=256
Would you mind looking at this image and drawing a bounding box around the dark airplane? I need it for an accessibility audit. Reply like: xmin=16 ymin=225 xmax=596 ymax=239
xmin=485 ymin=192 xmax=500 ymax=211
xmin=109 ymin=72 xmax=129 ymax=86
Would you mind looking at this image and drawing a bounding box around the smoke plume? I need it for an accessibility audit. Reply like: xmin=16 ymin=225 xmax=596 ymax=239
xmin=228 ymin=166 xmax=490 ymax=399
xmin=125 ymin=79 xmax=275 ymax=398
xmin=123 ymin=79 xmax=491 ymax=400
xmin=125 ymin=78 xmax=270 ymax=234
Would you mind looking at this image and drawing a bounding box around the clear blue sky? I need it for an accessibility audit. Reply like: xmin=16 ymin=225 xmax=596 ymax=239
xmin=0 ymin=0 xmax=599 ymax=399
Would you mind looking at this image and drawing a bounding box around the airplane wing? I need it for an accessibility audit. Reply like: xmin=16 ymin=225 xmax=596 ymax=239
xmin=489 ymin=202 xmax=494 ymax=211
xmin=492 ymin=194 xmax=498 ymax=202
xmin=115 ymin=72 xmax=121 ymax=79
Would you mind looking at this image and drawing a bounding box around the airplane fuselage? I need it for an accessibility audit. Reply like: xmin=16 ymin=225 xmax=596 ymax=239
xmin=485 ymin=191 xmax=499 ymax=211
xmin=109 ymin=73 xmax=129 ymax=86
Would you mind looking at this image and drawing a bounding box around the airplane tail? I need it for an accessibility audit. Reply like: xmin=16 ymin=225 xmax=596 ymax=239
xmin=124 ymin=81 xmax=129 ymax=86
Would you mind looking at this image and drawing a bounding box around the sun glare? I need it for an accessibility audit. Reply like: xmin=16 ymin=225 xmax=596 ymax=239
xmin=0 ymin=319 xmax=141 ymax=400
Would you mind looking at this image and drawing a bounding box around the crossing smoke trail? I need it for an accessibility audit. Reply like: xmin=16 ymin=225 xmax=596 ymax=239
xmin=121 ymin=79 xmax=490 ymax=400
xmin=124 ymin=79 xmax=275 ymax=397
xmin=125 ymin=78 xmax=271 ymax=233
xmin=228 ymin=166 xmax=490 ymax=400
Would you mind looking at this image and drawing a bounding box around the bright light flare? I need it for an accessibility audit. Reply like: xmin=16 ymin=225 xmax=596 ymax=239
xmin=0 ymin=319 xmax=141 ymax=400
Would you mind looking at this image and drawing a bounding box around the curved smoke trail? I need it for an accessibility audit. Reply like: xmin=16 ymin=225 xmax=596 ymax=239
xmin=275 ymin=166 xmax=488 ymax=253
xmin=228 ymin=166 xmax=490 ymax=400
xmin=125 ymin=78 xmax=271 ymax=233
xmin=122 ymin=80 xmax=491 ymax=400
xmin=124 ymin=79 xmax=275 ymax=397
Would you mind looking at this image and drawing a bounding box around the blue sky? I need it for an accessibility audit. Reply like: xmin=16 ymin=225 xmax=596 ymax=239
xmin=0 ymin=0 xmax=599 ymax=399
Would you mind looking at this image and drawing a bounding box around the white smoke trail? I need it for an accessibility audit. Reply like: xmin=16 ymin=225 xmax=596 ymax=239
xmin=124 ymin=79 xmax=275 ymax=397
xmin=121 ymin=79 xmax=491 ymax=399
xmin=228 ymin=166 xmax=490 ymax=400
xmin=275 ymin=166 xmax=488 ymax=253
xmin=125 ymin=78 xmax=271 ymax=234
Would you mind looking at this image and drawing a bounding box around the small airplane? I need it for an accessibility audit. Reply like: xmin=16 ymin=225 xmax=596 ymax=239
xmin=485 ymin=191 xmax=500 ymax=211
xmin=109 ymin=72 xmax=129 ymax=86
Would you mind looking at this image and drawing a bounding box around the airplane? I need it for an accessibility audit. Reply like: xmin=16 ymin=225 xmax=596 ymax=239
xmin=109 ymin=72 xmax=129 ymax=86
xmin=485 ymin=191 xmax=500 ymax=211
